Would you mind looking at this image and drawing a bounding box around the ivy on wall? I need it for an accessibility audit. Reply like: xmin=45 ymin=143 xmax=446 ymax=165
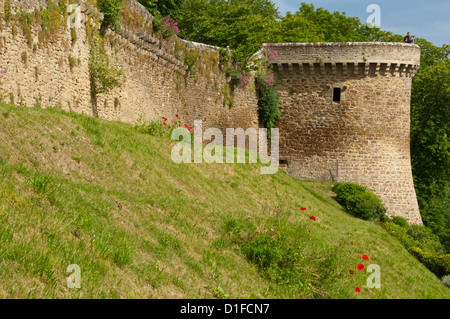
xmin=255 ymin=45 xmax=280 ymax=137
xmin=88 ymin=28 xmax=126 ymax=97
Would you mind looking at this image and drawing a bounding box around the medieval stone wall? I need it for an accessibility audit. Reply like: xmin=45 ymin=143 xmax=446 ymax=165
xmin=0 ymin=0 xmax=259 ymax=133
xmin=266 ymin=42 xmax=422 ymax=224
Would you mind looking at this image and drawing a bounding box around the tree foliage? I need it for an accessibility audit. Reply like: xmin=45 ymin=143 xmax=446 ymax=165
xmin=175 ymin=0 xmax=280 ymax=63
xmin=137 ymin=0 xmax=184 ymax=16
xmin=98 ymin=0 xmax=123 ymax=31
xmin=410 ymin=39 xmax=450 ymax=251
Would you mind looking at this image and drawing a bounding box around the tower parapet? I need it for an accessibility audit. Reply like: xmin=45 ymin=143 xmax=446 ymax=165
xmin=266 ymin=42 xmax=422 ymax=224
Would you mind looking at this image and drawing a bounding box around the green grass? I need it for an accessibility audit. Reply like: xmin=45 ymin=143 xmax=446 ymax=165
xmin=0 ymin=102 xmax=449 ymax=299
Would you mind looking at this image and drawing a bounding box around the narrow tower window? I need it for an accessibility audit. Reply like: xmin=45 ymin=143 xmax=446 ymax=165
xmin=279 ymin=159 xmax=289 ymax=168
xmin=333 ymin=88 xmax=341 ymax=103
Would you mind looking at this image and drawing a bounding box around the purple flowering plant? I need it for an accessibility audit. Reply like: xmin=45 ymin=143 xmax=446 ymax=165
xmin=255 ymin=45 xmax=278 ymax=87
xmin=161 ymin=15 xmax=180 ymax=38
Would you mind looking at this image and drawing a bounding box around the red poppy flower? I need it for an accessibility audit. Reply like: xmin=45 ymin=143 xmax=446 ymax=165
xmin=349 ymin=269 xmax=354 ymax=275
xmin=176 ymin=114 xmax=179 ymax=117
xmin=163 ymin=123 xmax=166 ymax=125
xmin=301 ymin=207 xmax=307 ymax=211
xmin=168 ymin=126 xmax=171 ymax=129
xmin=309 ymin=216 xmax=316 ymax=221
xmin=362 ymin=255 xmax=369 ymax=260
xmin=356 ymin=287 xmax=361 ymax=293
xmin=357 ymin=264 xmax=365 ymax=271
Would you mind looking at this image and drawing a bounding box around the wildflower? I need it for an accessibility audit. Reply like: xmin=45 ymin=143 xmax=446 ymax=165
xmin=176 ymin=114 xmax=179 ymax=117
xmin=349 ymin=269 xmax=354 ymax=275
xmin=362 ymin=255 xmax=369 ymax=260
xmin=357 ymin=264 xmax=365 ymax=271
xmin=356 ymin=287 xmax=361 ymax=293
xmin=309 ymin=216 xmax=316 ymax=221
xmin=161 ymin=16 xmax=180 ymax=36
xmin=301 ymin=207 xmax=307 ymax=211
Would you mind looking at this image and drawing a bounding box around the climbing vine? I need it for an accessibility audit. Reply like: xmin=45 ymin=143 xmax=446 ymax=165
xmin=255 ymin=45 xmax=280 ymax=137
xmin=88 ymin=34 xmax=126 ymax=97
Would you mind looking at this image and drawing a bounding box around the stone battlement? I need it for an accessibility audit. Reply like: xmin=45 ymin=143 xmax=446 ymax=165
xmin=260 ymin=42 xmax=420 ymax=77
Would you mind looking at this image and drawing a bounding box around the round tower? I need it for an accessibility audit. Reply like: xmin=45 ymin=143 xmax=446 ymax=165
xmin=268 ymin=42 xmax=422 ymax=224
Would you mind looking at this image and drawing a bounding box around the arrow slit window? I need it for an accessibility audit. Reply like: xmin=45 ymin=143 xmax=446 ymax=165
xmin=333 ymin=87 xmax=341 ymax=103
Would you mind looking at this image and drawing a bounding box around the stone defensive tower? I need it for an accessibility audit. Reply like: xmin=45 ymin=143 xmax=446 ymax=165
xmin=268 ymin=42 xmax=422 ymax=224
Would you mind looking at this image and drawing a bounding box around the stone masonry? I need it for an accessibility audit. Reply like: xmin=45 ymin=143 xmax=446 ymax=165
xmin=0 ymin=0 xmax=259 ymax=133
xmin=264 ymin=42 xmax=422 ymax=224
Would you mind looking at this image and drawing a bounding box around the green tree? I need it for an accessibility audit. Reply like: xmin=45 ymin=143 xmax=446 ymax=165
xmin=98 ymin=0 xmax=123 ymax=31
xmin=137 ymin=0 xmax=184 ymax=16
xmin=277 ymin=11 xmax=323 ymax=43
xmin=293 ymin=3 xmax=362 ymax=42
xmin=411 ymin=39 xmax=450 ymax=252
xmin=176 ymin=0 xmax=280 ymax=63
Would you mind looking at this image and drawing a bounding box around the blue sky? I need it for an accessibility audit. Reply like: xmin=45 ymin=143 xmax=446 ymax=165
xmin=272 ymin=0 xmax=450 ymax=46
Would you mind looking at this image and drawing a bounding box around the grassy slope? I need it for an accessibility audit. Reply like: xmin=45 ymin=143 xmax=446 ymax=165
xmin=0 ymin=102 xmax=448 ymax=299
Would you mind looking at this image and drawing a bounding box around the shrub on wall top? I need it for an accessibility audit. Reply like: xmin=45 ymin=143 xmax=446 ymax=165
xmin=98 ymin=0 xmax=123 ymax=31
